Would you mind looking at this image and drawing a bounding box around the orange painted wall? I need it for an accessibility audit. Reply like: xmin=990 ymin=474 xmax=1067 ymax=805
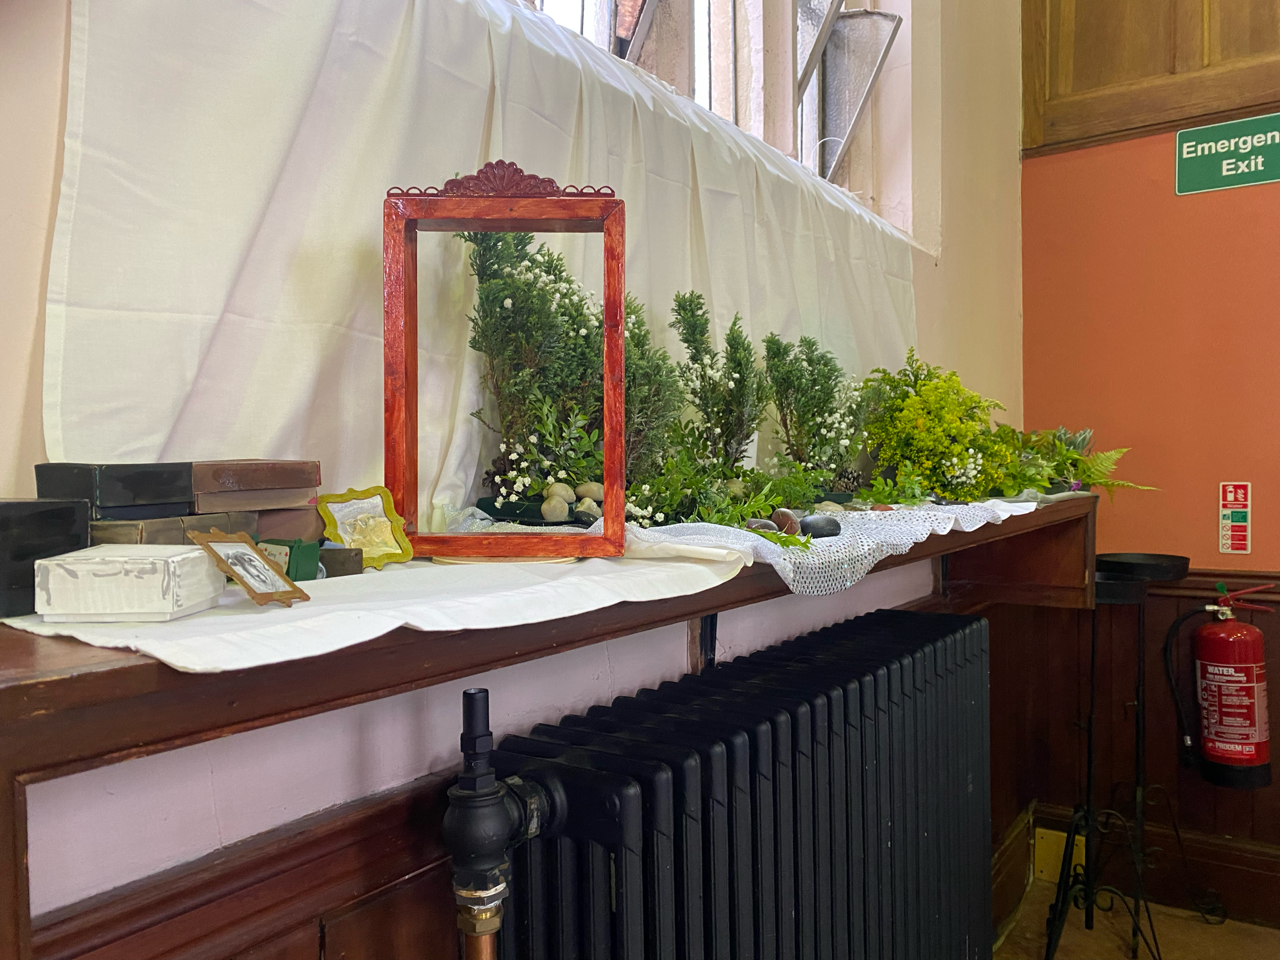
xmin=1023 ymin=131 xmax=1280 ymax=570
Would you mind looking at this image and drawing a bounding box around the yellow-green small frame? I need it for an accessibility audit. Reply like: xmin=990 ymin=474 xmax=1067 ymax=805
xmin=317 ymin=485 xmax=413 ymax=570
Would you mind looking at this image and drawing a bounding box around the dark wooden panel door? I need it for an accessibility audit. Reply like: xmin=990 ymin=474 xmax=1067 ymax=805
xmin=231 ymin=922 xmax=319 ymax=960
xmin=322 ymin=864 xmax=457 ymax=960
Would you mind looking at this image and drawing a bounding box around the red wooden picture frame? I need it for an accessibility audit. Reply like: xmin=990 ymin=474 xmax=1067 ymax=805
xmin=383 ymin=161 xmax=625 ymax=558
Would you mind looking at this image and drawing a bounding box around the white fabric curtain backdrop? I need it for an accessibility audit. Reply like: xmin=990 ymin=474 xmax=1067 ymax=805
xmin=45 ymin=0 xmax=915 ymax=517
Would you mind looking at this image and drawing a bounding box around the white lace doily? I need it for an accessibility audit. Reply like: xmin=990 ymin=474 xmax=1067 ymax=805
xmin=444 ymin=500 xmax=1040 ymax=597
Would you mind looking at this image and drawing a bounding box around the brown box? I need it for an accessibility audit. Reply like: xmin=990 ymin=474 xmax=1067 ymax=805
xmin=90 ymin=512 xmax=258 ymax=545
xmin=190 ymin=460 xmax=321 ymax=494
xmin=319 ymin=547 xmax=364 ymax=578
xmin=193 ymin=487 xmax=317 ymax=514
xmin=256 ymin=507 xmax=325 ymax=541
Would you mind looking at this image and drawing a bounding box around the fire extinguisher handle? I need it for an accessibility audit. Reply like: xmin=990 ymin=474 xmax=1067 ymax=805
xmin=1222 ymin=582 xmax=1276 ymax=612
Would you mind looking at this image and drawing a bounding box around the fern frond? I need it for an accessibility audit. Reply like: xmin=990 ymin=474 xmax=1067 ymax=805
xmin=1077 ymin=447 xmax=1128 ymax=485
xmin=1091 ymin=477 xmax=1159 ymax=501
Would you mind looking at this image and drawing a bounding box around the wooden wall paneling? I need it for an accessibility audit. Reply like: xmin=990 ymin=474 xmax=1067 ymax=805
xmin=1174 ymin=0 xmax=1208 ymax=73
xmin=1025 ymin=0 xmax=1280 ymax=153
xmin=30 ymin=773 xmax=452 ymax=960
xmin=944 ymin=503 xmax=1094 ymax=609
xmin=986 ymin=604 xmax=1038 ymax=842
xmin=1022 ymin=0 xmax=1047 ymax=150
xmin=1057 ymin=0 xmax=1175 ymax=93
xmin=1142 ymin=593 xmax=1182 ymax=831
xmin=1044 ymin=606 xmax=1083 ymax=811
xmin=230 ymin=923 xmax=319 ymax=960
xmin=1210 ymin=0 xmax=1280 ymax=63
xmin=321 ymin=863 xmax=456 ymax=960
xmin=1253 ymin=605 xmax=1280 ymax=845
xmin=1171 ymin=597 xmax=1220 ymax=837
xmin=1108 ymin=603 xmax=1140 ymax=821
xmin=1091 ymin=605 xmax=1116 ymax=821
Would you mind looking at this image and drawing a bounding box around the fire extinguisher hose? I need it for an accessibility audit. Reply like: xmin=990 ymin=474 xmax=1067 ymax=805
xmin=1163 ymin=607 xmax=1212 ymax=765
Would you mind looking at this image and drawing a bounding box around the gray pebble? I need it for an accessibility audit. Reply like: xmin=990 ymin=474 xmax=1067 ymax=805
xmin=575 ymin=481 xmax=605 ymax=503
xmin=544 ymin=482 xmax=576 ymax=503
xmin=541 ymin=495 xmax=570 ymax=522
xmin=745 ymin=518 xmax=779 ymax=532
xmin=800 ymin=513 xmax=841 ymax=538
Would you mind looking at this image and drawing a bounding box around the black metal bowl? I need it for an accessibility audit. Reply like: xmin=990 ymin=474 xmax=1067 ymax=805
xmin=1096 ymin=552 xmax=1190 ymax=583
xmin=1095 ymin=571 xmax=1149 ymax=606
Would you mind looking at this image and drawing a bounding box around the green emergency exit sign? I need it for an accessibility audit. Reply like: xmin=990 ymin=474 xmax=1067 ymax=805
xmin=1177 ymin=112 xmax=1280 ymax=195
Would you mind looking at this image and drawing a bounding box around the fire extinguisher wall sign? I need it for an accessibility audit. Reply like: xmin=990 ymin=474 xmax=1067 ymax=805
xmin=1220 ymin=482 xmax=1251 ymax=554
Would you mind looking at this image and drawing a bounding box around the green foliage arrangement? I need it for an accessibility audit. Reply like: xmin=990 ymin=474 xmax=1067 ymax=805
xmin=670 ymin=292 xmax=771 ymax=470
xmin=461 ymin=233 xmax=681 ymax=496
xmin=621 ymin=295 xmax=685 ymax=480
xmin=763 ymin=334 xmax=865 ymax=476
xmin=854 ymin=463 xmax=930 ymax=506
xmin=460 ymin=239 xmax=1152 ymax=528
xmin=1023 ymin=427 xmax=1156 ymax=499
xmin=862 ymin=349 xmax=1014 ymax=501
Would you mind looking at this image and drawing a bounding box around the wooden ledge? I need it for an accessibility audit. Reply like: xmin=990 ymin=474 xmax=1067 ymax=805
xmin=0 ymin=497 xmax=1097 ymax=736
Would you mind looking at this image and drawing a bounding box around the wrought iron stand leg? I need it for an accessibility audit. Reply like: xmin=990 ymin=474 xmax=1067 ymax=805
xmin=1043 ymin=807 xmax=1083 ymax=960
xmin=1084 ymin=606 xmax=1099 ymax=931
xmin=1132 ymin=601 xmax=1147 ymax=959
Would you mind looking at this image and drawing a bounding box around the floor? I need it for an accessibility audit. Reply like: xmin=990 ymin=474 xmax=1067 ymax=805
xmin=995 ymin=879 xmax=1280 ymax=960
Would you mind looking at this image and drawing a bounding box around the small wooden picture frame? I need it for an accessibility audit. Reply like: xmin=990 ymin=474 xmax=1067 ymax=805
xmin=317 ymin=485 xmax=413 ymax=570
xmin=383 ymin=160 xmax=625 ymax=558
xmin=187 ymin=528 xmax=310 ymax=607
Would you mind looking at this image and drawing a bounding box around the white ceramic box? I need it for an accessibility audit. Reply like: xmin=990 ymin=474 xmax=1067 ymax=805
xmin=34 ymin=544 xmax=226 ymax=622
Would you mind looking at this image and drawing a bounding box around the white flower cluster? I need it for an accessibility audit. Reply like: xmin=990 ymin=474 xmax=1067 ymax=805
xmin=808 ymin=379 xmax=864 ymax=471
xmin=624 ymin=482 xmax=664 ymax=527
xmin=624 ymin=500 xmax=656 ymax=526
xmin=942 ymin=448 xmax=984 ymax=486
xmin=494 ymin=434 xmax=559 ymax=507
xmin=501 ymin=251 xmax=603 ymax=334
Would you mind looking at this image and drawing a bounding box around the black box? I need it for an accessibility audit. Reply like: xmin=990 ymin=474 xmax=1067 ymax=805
xmin=35 ymin=463 xmax=193 ymax=519
xmin=0 ymin=499 xmax=91 ymax=617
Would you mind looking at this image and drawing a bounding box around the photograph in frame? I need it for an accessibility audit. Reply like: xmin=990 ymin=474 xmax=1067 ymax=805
xmin=187 ymin=528 xmax=310 ymax=607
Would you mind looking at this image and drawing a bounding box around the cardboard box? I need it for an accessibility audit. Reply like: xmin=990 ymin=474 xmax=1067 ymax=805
xmin=90 ymin=512 xmax=258 ymax=546
xmin=0 ymin=499 xmax=90 ymax=617
xmin=35 ymin=463 xmax=192 ymax=520
xmin=34 ymin=544 xmax=226 ymax=622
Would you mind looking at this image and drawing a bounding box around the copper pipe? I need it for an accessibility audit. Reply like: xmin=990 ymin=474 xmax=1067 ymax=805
xmin=462 ymin=931 xmax=498 ymax=960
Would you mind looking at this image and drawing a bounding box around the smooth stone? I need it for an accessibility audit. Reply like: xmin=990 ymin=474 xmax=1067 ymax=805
xmin=544 ymin=482 xmax=577 ymax=503
xmin=575 ymin=497 xmax=602 ymax=520
xmin=575 ymin=481 xmax=605 ymax=503
xmin=725 ymin=478 xmax=747 ymax=498
xmin=814 ymin=501 xmax=846 ymax=513
xmin=541 ymin=495 xmax=570 ymax=522
xmin=870 ymin=503 xmax=894 ymax=512
xmin=800 ymin=513 xmax=841 ymax=538
xmin=745 ymin=518 xmax=778 ymax=532
xmin=770 ymin=508 xmax=801 ymax=535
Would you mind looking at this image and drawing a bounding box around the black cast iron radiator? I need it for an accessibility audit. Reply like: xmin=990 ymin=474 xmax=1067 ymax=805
xmin=476 ymin=609 xmax=993 ymax=960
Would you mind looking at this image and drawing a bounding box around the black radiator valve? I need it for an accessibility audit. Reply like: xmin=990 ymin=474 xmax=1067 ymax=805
xmin=442 ymin=688 xmax=547 ymax=939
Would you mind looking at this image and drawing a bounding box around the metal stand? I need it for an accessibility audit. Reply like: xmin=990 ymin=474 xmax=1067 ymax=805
xmin=1043 ymin=554 xmax=1188 ymax=960
xmin=1044 ymin=570 xmax=1157 ymax=960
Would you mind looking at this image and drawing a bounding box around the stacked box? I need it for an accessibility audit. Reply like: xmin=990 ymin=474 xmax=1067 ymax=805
xmin=0 ymin=500 xmax=91 ymax=617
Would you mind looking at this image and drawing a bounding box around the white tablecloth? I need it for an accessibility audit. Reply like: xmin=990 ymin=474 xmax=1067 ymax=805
xmin=2 ymin=500 xmax=1042 ymax=673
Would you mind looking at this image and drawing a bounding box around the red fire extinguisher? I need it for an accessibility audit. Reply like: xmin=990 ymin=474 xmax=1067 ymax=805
xmin=1165 ymin=582 xmax=1274 ymax=789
